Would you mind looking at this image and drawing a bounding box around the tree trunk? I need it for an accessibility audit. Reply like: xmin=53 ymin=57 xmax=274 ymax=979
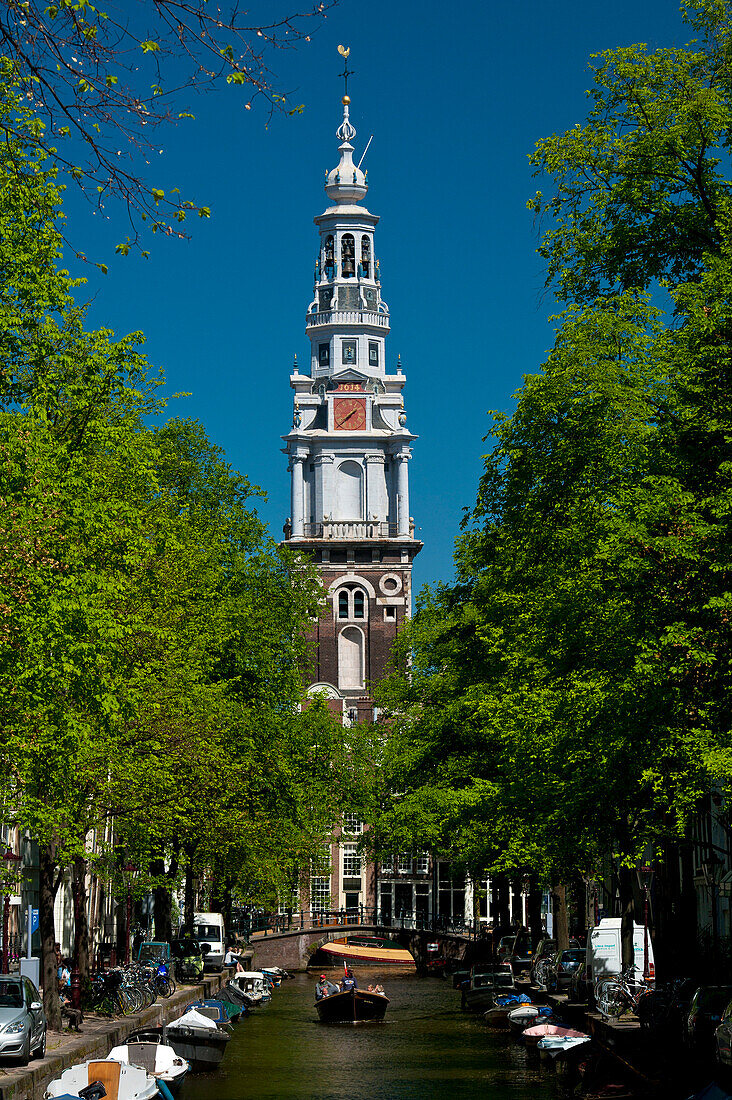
xmin=618 ymin=866 xmax=635 ymax=971
xmin=494 ymin=874 xmax=511 ymax=933
xmin=511 ymin=877 xmax=525 ymax=927
xmin=71 ymin=855 xmax=89 ymax=982
xmin=183 ymin=861 xmax=196 ymax=935
xmin=39 ymin=843 xmax=62 ymax=1031
xmin=552 ymin=883 xmax=569 ymax=949
xmin=151 ymin=857 xmax=172 ymax=943
xmin=527 ymin=876 xmax=543 ymax=949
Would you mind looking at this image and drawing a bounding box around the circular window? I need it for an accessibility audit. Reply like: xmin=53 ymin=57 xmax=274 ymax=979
xmin=379 ymin=573 xmax=402 ymax=596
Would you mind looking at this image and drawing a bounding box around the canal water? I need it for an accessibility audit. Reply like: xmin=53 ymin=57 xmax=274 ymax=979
xmin=183 ymin=972 xmax=556 ymax=1100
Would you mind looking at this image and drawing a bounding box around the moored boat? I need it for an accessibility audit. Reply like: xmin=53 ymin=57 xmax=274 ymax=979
xmin=318 ymin=935 xmax=415 ymax=968
xmin=45 ymin=1059 xmax=158 ymax=1100
xmin=315 ymin=986 xmax=389 ymax=1022
xmin=537 ymin=1034 xmax=591 ymax=1062
xmin=508 ymin=1004 xmax=555 ymax=1035
xmin=462 ymin=967 xmax=516 ymax=1012
xmin=188 ymin=998 xmax=238 ymax=1025
xmin=523 ymin=1023 xmax=587 ymax=1048
xmin=164 ymin=1008 xmax=230 ymax=1072
xmin=483 ymin=992 xmax=532 ymax=1026
xmin=107 ymin=1041 xmax=190 ymax=1096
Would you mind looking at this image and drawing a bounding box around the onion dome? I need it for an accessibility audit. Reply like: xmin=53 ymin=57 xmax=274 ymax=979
xmin=325 ymin=96 xmax=368 ymax=205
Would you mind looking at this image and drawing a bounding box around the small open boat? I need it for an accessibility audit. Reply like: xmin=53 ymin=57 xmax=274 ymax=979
xmin=537 ymin=1034 xmax=591 ymax=1062
xmin=45 ymin=1059 xmax=158 ymax=1099
xmin=164 ymin=1008 xmax=230 ymax=1071
xmin=107 ymin=1041 xmax=190 ymax=1095
xmin=508 ymin=1004 xmax=555 ymax=1035
xmin=483 ymin=992 xmax=532 ymax=1026
xmin=523 ymin=1023 xmax=588 ymax=1049
xmin=318 ymin=935 xmax=414 ymax=968
xmin=315 ymin=986 xmax=389 ymax=1023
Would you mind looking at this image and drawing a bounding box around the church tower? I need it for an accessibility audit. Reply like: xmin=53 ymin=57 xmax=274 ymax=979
xmin=283 ymin=89 xmax=422 ymax=722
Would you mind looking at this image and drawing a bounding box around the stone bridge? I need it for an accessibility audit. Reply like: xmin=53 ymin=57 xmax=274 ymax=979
xmin=250 ymin=922 xmax=474 ymax=972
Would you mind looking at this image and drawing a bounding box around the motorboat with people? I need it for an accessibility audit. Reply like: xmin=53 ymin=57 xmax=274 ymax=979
xmin=164 ymin=1007 xmax=230 ymax=1071
xmin=314 ymin=968 xmax=389 ymax=1022
xmin=45 ymin=1059 xmax=158 ymax=1099
xmin=317 ymin=934 xmax=415 ymax=968
xmin=107 ymin=1041 xmax=190 ymax=1095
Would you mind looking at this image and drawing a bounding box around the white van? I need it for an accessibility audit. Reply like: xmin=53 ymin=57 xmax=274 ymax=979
xmin=586 ymin=917 xmax=654 ymax=984
xmin=193 ymin=912 xmax=226 ymax=971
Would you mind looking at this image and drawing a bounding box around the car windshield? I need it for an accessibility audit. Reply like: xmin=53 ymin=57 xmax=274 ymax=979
xmin=195 ymin=925 xmax=221 ymax=941
xmin=561 ymin=950 xmax=585 ymax=963
xmin=0 ymin=982 xmax=23 ymax=1008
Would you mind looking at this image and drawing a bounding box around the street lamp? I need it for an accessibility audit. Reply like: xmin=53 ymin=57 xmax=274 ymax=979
xmin=636 ymin=864 xmax=654 ymax=980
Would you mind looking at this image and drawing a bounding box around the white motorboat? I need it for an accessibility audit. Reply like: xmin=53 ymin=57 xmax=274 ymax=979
xmin=537 ymin=1034 xmax=591 ymax=1061
xmin=228 ymin=971 xmax=269 ymax=1005
xmin=164 ymin=1007 xmax=230 ymax=1072
xmin=45 ymin=1059 xmax=157 ymax=1099
xmin=507 ymin=1005 xmax=540 ymax=1034
xmin=108 ymin=1041 xmax=189 ymax=1095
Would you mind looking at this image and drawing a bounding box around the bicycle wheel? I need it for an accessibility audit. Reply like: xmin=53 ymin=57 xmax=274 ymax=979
xmin=533 ymin=959 xmax=552 ymax=991
xmin=595 ymin=979 xmax=629 ymax=1020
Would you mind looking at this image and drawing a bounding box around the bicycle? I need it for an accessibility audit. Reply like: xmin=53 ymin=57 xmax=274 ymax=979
xmin=594 ymin=965 xmax=654 ymax=1020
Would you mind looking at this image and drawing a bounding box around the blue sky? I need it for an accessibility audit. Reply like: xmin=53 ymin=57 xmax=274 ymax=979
xmin=66 ymin=0 xmax=690 ymax=591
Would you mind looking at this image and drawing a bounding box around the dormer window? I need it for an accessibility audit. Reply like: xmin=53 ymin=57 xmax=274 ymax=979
xmin=324 ymin=235 xmax=335 ymax=279
xmin=342 ymin=234 xmax=355 ymax=278
xmin=360 ymin=235 xmax=371 ymax=278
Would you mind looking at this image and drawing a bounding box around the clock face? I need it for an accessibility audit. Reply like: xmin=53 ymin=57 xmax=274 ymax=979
xmin=334 ymin=397 xmax=367 ymax=431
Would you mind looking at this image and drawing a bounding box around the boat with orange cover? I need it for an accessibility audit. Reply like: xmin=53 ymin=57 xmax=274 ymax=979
xmin=317 ymin=935 xmax=415 ymax=967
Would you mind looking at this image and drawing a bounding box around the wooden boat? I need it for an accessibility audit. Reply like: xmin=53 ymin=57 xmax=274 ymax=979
xmin=164 ymin=1008 xmax=230 ymax=1071
xmin=45 ymin=1059 xmax=158 ymax=1099
xmin=315 ymin=986 xmax=389 ymax=1022
xmin=107 ymin=1041 xmax=190 ymax=1096
xmin=318 ymin=935 xmax=415 ymax=967
xmin=508 ymin=1004 xmax=556 ymax=1035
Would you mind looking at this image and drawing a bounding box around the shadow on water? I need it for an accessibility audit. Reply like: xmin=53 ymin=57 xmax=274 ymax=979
xmin=182 ymin=972 xmax=556 ymax=1100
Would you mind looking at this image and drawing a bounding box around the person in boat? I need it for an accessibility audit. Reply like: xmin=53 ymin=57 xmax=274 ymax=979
xmin=315 ymin=974 xmax=338 ymax=1000
xmin=340 ymin=968 xmax=358 ymax=992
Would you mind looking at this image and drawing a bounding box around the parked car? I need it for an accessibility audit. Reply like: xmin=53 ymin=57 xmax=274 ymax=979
xmin=714 ymin=996 xmax=732 ymax=1071
xmin=546 ymin=948 xmax=586 ymax=992
xmin=568 ymin=959 xmax=590 ymax=1003
xmin=0 ymin=975 xmax=46 ymax=1064
xmin=687 ymin=986 xmax=732 ymax=1054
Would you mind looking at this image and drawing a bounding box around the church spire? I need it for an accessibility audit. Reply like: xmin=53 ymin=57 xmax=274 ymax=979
xmin=325 ymin=49 xmax=367 ymax=206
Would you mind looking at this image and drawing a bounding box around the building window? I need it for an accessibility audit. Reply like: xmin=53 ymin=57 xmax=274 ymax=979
xmin=343 ymin=814 xmax=364 ymax=835
xmin=342 ymin=340 xmax=356 ymax=365
xmin=341 ymin=233 xmax=355 ymax=277
xmin=310 ymin=876 xmax=331 ymax=912
xmin=398 ymin=852 xmax=412 ymax=874
xmin=324 ymin=235 xmax=335 ymax=279
xmin=368 ymin=341 xmax=379 ymax=367
xmin=343 ymin=844 xmax=361 ymax=877
xmin=335 ymin=585 xmax=368 ymax=621
xmin=360 ymin=235 xmax=371 ymax=278
xmin=416 ymin=852 xmax=430 ymax=875
xmin=319 ymin=343 xmax=330 ymax=366
xmin=381 ymin=856 xmax=394 ymax=875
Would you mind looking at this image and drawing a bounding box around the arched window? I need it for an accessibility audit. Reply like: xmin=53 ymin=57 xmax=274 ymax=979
xmin=334 ymin=585 xmax=369 ymax=622
xmin=341 ymin=233 xmax=355 ymax=278
xmin=335 ymin=460 xmax=362 ymax=519
xmin=338 ymin=591 xmax=349 ymax=619
xmin=338 ymin=626 xmax=364 ymax=689
xmin=360 ymin=235 xmax=371 ymax=278
xmin=353 ymin=590 xmax=365 ymax=619
xmin=324 ymin=235 xmax=335 ymax=279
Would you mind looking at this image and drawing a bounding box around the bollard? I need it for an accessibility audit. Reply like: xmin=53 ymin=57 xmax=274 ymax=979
xmin=70 ymin=965 xmax=81 ymax=1010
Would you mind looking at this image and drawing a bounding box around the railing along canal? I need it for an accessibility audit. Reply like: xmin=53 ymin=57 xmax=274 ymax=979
xmin=237 ymin=907 xmax=480 ymax=941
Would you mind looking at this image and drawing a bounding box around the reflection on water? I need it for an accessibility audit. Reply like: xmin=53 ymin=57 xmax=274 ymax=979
xmin=182 ymin=972 xmax=554 ymax=1100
